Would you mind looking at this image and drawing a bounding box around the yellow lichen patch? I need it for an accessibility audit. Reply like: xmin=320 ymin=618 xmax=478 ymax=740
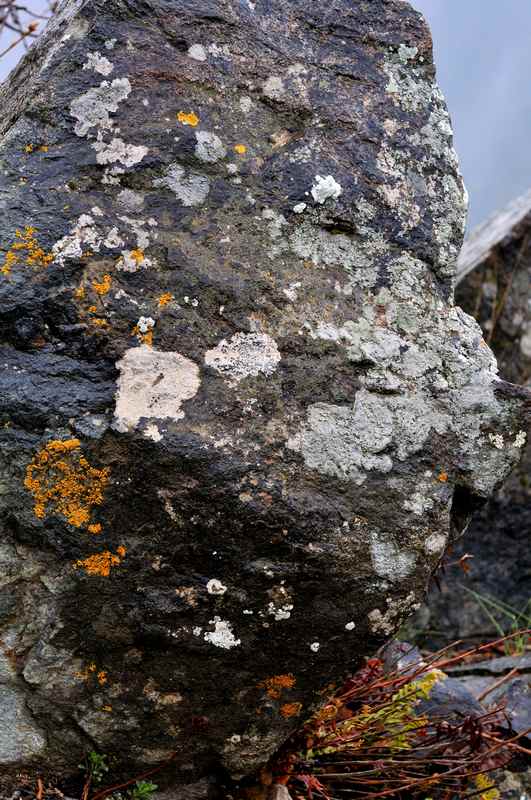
xmin=74 ymin=547 xmax=126 ymax=577
xmin=92 ymin=274 xmax=112 ymax=296
xmin=177 ymin=111 xmax=199 ymax=127
xmin=88 ymin=523 xmax=103 ymax=535
xmin=40 ymin=145 xmax=49 ymax=153
xmin=91 ymin=318 xmax=109 ymax=328
xmin=258 ymin=674 xmax=296 ymax=700
xmin=157 ymin=292 xmax=174 ymax=308
xmin=234 ymin=144 xmax=247 ymax=154
xmin=280 ymin=702 xmax=302 ymax=719
xmin=24 ymin=439 xmax=110 ymax=529
xmin=25 ymin=144 xmax=34 ymax=154
xmin=474 ymin=774 xmax=499 ymax=800
xmin=74 ymin=286 xmax=86 ymax=300
xmin=1 ymin=226 xmax=54 ymax=277
xmin=102 ymin=705 xmax=113 ymax=713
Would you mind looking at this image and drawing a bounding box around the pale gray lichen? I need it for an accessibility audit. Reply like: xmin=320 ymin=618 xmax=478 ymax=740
xmin=369 ymin=533 xmax=417 ymax=582
xmin=92 ymin=136 xmax=148 ymax=167
xmin=83 ymin=51 xmax=114 ymax=76
xmin=70 ymin=77 xmax=132 ymax=137
xmin=154 ymin=164 xmax=210 ymax=206
xmin=195 ymin=131 xmax=227 ymax=163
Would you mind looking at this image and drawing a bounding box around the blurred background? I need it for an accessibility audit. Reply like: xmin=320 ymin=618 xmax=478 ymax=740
xmin=1 ymin=0 xmax=531 ymax=229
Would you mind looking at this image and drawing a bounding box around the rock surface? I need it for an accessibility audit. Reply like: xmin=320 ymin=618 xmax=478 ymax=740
xmin=0 ymin=0 xmax=528 ymax=793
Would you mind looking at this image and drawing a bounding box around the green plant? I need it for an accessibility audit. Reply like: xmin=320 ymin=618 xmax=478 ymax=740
xmin=462 ymin=587 xmax=531 ymax=655
xmin=80 ymin=751 xmax=109 ymax=787
xmin=130 ymin=782 xmax=158 ymax=800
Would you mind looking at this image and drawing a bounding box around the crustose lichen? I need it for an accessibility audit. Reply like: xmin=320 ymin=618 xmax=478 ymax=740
xmin=24 ymin=439 xmax=110 ymax=529
xmin=1 ymin=226 xmax=54 ymax=277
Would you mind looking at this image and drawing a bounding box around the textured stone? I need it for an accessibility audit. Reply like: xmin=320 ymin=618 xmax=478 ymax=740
xmin=0 ymin=0 xmax=528 ymax=794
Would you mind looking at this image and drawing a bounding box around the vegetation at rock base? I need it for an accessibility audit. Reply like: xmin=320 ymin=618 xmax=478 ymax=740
xmin=264 ymin=633 xmax=531 ymax=800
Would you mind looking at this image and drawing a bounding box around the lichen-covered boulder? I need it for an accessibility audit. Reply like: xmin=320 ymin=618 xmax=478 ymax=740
xmin=0 ymin=0 xmax=528 ymax=793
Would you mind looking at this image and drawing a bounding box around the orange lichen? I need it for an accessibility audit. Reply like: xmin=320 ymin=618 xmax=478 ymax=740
xmin=1 ymin=226 xmax=53 ymax=277
xmin=74 ymin=547 xmax=126 ymax=577
xmin=88 ymin=305 xmax=98 ymax=313
xmin=88 ymin=523 xmax=103 ymax=535
xmin=91 ymin=318 xmax=109 ymax=328
xmin=132 ymin=324 xmax=153 ymax=346
xmin=177 ymin=111 xmax=199 ymax=127
xmin=438 ymin=471 xmax=448 ymax=483
xmin=280 ymin=702 xmax=302 ymax=719
xmin=97 ymin=670 xmax=108 ymax=685
xmin=234 ymin=144 xmax=247 ymax=154
xmin=259 ymin=674 xmax=296 ymax=700
xmin=157 ymin=292 xmax=174 ymax=308
xmin=92 ymin=274 xmax=112 ymax=295
xmin=24 ymin=439 xmax=110 ymax=529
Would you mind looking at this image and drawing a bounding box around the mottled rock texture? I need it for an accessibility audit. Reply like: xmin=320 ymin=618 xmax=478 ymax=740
xmin=0 ymin=0 xmax=528 ymax=794
xmin=421 ymin=193 xmax=531 ymax=647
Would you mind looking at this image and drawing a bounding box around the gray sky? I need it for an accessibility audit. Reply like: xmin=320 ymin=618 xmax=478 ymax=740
xmin=1 ymin=0 xmax=530 ymax=230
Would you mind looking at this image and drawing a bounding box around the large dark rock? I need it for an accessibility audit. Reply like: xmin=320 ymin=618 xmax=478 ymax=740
xmin=0 ymin=0 xmax=528 ymax=793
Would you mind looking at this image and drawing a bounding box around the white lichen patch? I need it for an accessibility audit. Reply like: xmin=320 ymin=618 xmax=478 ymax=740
xmin=92 ymin=136 xmax=148 ymax=167
xmin=267 ymin=602 xmax=293 ymax=621
xmin=70 ymin=77 xmax=132 ymax=137
xmin=293 ymin=202 xmax=307 ymax=214
xmin=370 ymin=534 xmax=417 ymax=582
xmin=262 ymin=76 xmax=285 ymax=100
xmin=345 ymin=621 xmax=356 ymax=631
xmin=114 ymin=345 xmax=201 ymax=432
xmin=368 ymin=592 xmax=420 ymax=635
xmin=203 ymin=617 xmax=241 ymax=649
xmin=514 ymin=430 xmax=527 ymax=448
xmin=188 ymin=43 xmax=207 ymax=61
xmin=154 ymin=164 xmax=210 ymax=206
xmin=424 ymin=532 xmax=447 ymax=556
xmin=488 ymin=433 xmax=504 ymax=450
xmin=240 ymin=96 xmax=253 ymax=114
xmin=311 ymin=175 xmax=342 ymax=204
xmin=144 ymin=423 xmax=162 ymax=442
xmin=205 ymin=332 xmax=281 ymax=383
xmin=207 ymin=579 xmax=227 ymax=595
xmin=310 ymin=642 xmax=320 ymax=652
xmin=83 ymin=51 xmax=114 ymax=76
xmin=195 ymin=131 xmax=227 ymax=163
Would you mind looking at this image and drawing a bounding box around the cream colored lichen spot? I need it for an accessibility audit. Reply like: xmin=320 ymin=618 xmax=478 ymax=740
xmin=114 ymin=345 xmax=200 ymax=432
xmin=205 ymin=332 xmax=281 ymax=383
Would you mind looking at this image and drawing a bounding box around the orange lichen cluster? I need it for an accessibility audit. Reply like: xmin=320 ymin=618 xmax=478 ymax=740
xmin=259 ymin=674 xmax=296 ymax=700
xmin=88 ymin=523 xmax=103 ymax=535
xmin=177 ymin=111 xmax=199 ymax=127
xmin=130 ymin=248 xmax=145 ymax=266
xmin=24 ymin=144 xmax=48 ymax=154
xmin=438 ymin=471 xmax=448 ymax=483
xmin=92 ymin=274 xmax=112 ymax=295
xmin=76 ymin=662 xmax=109 ymax=685
xmin=280 ymin=702 xmax=302 ymax=719
xmin=234 ymin=144 xmax=247 ymax=154
xmin=74 ymin=546 xmax=126 ymax=577
xmin=157 ymin=292 xmax=174 ymax=308
xmin=1 ymin=226 xmax=54 ymax=277
xmin=24 ymin=439 xmax=109 ymax=529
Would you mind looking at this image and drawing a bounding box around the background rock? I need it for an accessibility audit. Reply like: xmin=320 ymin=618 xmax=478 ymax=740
xmin=0 ymin=0 xmax=528 ymax=794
